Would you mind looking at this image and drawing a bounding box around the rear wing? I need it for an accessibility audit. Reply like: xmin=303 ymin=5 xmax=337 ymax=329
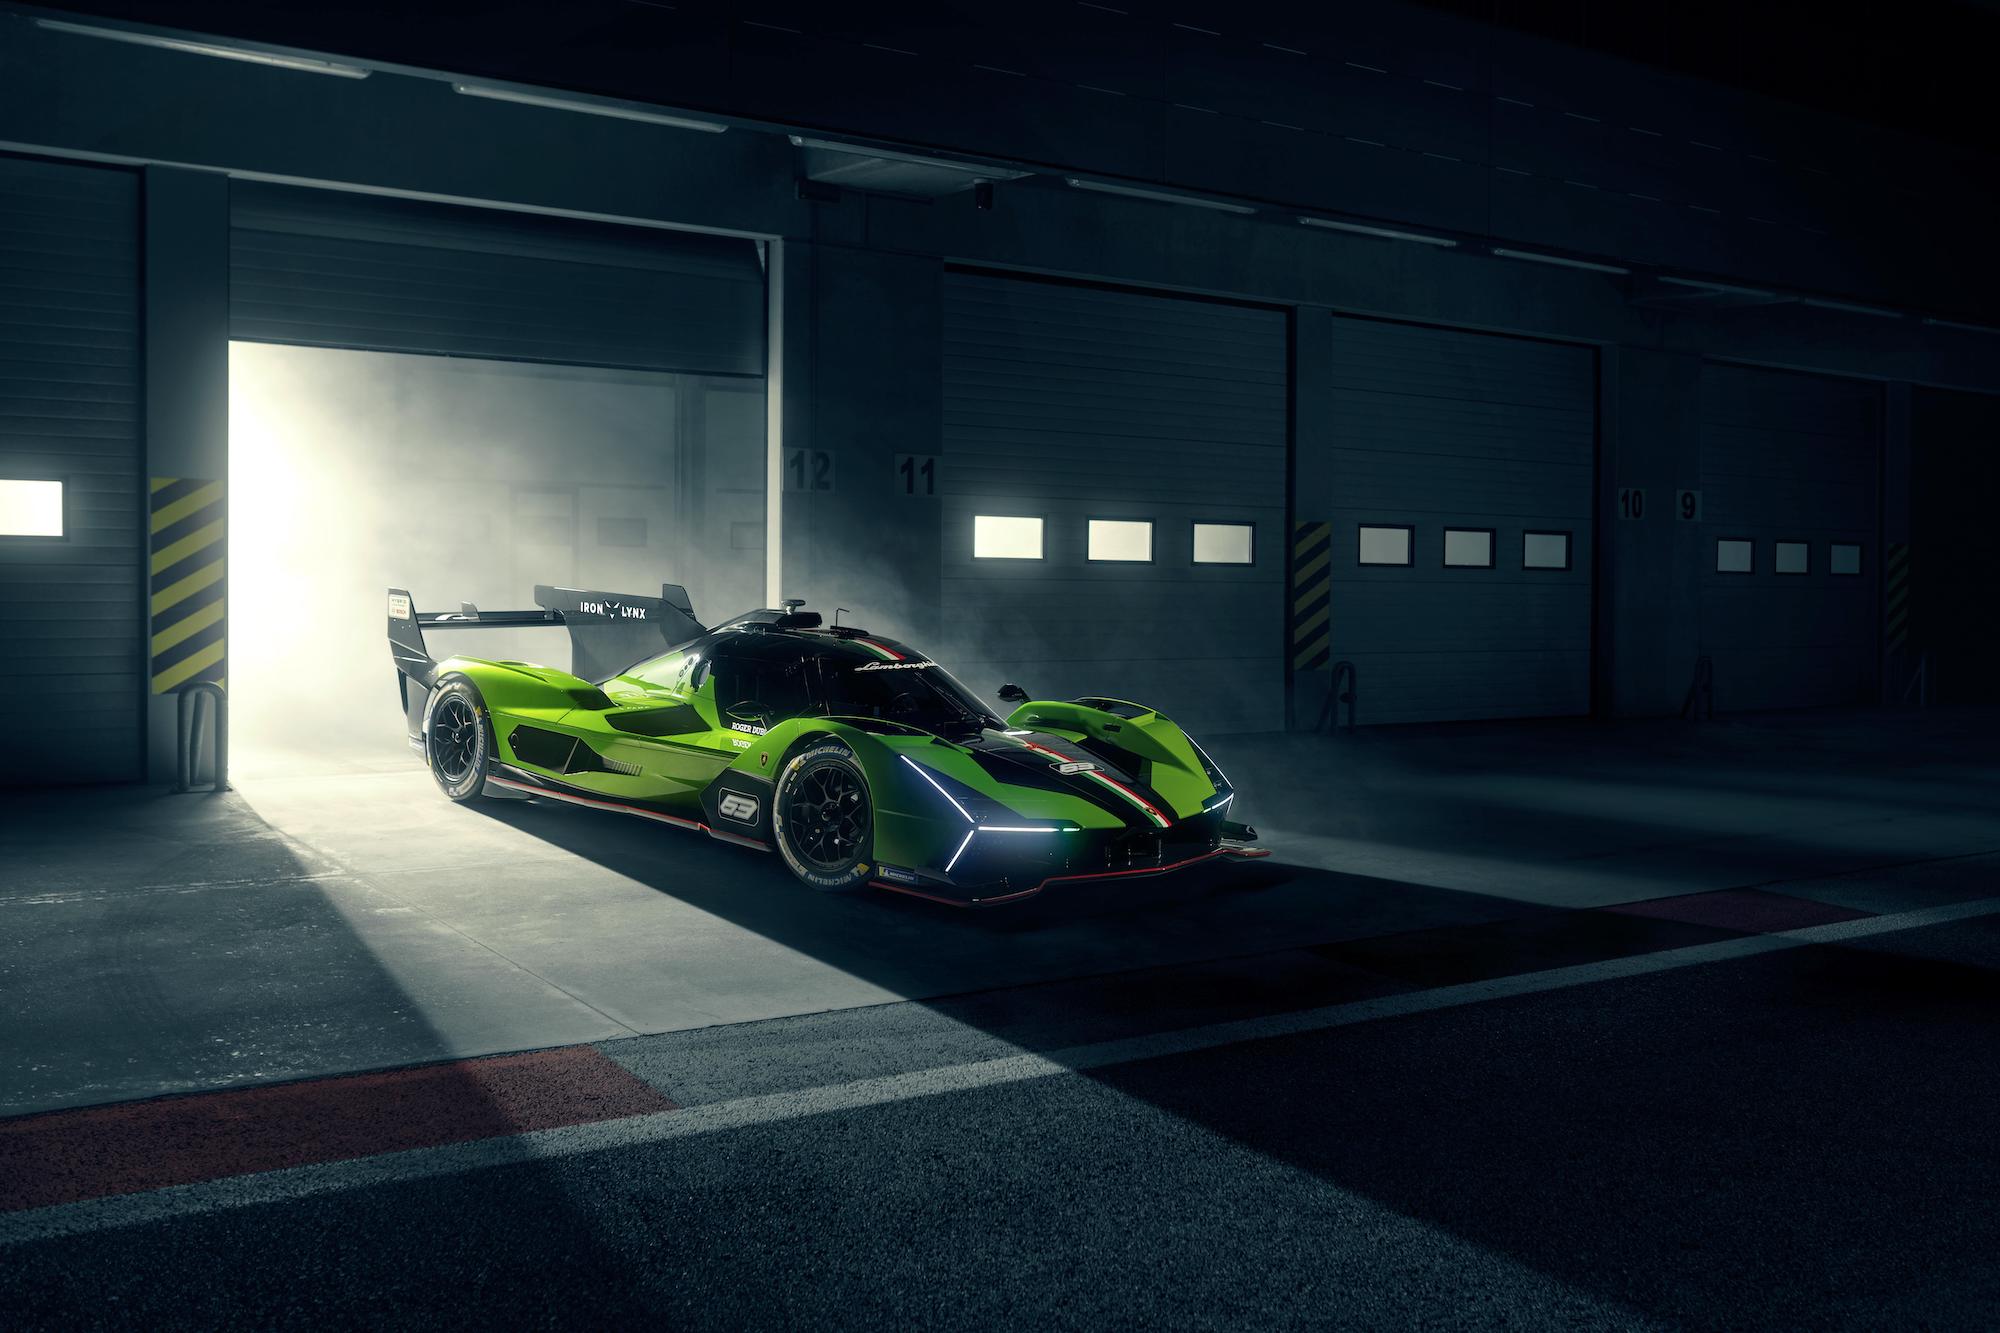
xmin=387 ymin=582 xmax=703 ymax=688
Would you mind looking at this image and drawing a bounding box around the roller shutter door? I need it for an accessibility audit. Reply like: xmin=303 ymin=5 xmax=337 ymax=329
xmin=942 ymin=272 xmax=1287 ymax=733
xmin=1325 ymin=317 xmax=1595 ymax=724
xmin=229 ymin=182 xmax=764 ymax=376
xmin=1698 ymin=365 xmax=1879 ymax=711
xmin=0 ymin=156 xmax=143 ymax=783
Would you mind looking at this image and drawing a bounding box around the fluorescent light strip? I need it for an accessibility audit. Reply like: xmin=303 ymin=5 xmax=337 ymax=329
xmin=944 ymin=829 xmax=976 ymax=875
xmin=788 ymin=137 xmax=1029 ymax=180
xmin=1923 ymin=317 xmax=2000 ymax=336
xmin=1299 ymin=217 xmax=1457 ymax=247
xmin=1658 ymin=276 xmax=1775 ymax=298
xmin=35 ymin=18 xmax=370 ymax=77
xmin=1064 ymin=178 xmax=1257 ymax=214
xmin=1801 ymin=298 xmax=1902 ymax=319
xmin=453 ymin=83 xmax=727 ymax=133
xmin=1491 ymin=248 xmax=1630 ymax=275
xmin=901 ymin=756 xmax=973 ymax=823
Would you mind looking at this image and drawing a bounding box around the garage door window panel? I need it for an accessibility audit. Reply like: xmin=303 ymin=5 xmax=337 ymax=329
xmin=1774 ymin=541 xmax=1810 ymax=575
xmin=1716 ymin=538 xmax=1756 ymax=574
xmin=1830 ymin=543 xmax=1862 ymax=576
xmin=1442 ymin=527 xmax=1494 ymax=569
xmin=1087 ymin=518 xmax=1153 ymax=563
xmin=1358 ymin=525 xmax=1414 ymax=567
xmin=1192 ymin=521 xmax=1255 ymax=565
xmin=973 ymin=514 xmax=1045 ymax=561
xmin=0 ymin=478 xmax=65 ymax=539
xmin=1522 ymin=530 xmax=1571 ymax=571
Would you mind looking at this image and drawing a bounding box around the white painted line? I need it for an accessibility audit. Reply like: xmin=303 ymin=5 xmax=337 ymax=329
xmin=5 ymin=894 xmax=1995 ymax=1247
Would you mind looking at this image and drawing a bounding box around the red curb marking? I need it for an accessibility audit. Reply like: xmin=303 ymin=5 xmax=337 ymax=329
xmin=0 ymin=1046 xmax=676 ymax=1214
xmin=1607 ymin=887 xmax=1872 ymax=934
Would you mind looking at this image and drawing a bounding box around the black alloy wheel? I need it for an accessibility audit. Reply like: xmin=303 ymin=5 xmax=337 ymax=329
xmin=772 ymin=742 xmax=875 ymax=891
xmin=424 ymin=677 xmax=491 ymax=802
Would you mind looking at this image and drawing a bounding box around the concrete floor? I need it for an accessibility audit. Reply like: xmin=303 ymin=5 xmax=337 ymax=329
xmin=4 ymin=706 xmax=1996 ymax=1118
xmin=4 ymin=706 xmax=1998 ymax=1328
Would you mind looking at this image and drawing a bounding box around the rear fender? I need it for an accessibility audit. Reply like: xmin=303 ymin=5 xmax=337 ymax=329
xmin=435 ymin=656 xmax=601 ymax=731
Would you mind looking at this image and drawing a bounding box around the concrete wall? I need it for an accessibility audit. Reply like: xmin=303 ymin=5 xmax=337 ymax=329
xmin=0 ymin=5 xmax=1986 ymax=770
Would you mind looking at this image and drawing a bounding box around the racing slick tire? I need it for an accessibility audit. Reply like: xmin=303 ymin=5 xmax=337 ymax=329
xmin=772 ymin=741 xmax=875 ymax=892
xmin=423 ymin=676 xmax=492 ymax=803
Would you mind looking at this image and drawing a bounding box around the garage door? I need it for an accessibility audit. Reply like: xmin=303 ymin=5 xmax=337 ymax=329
xmin=942 ymin=271 xmax=1287 ymax=734
xmin=229 ymin=182 xmax=765 ymax=375
xmin=1323 ymin=316 xmax=1596 ymax=724
xmin=1698 ymin=364 xmax=1879 ymax=711
xmin=0 ymin=155 xmax=142 ymax=783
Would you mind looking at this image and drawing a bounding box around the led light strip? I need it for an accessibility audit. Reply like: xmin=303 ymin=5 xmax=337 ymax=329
xmin=901 ymin=755 xmax=972 ymax=822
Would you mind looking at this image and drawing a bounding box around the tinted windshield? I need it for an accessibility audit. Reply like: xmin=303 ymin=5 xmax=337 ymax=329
xmin=817 ymin=656 xmax=999 ymax=734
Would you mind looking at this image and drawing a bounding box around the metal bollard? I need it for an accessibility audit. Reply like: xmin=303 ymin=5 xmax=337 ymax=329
xmin=176 ymin=680 xmax=228 ymax=793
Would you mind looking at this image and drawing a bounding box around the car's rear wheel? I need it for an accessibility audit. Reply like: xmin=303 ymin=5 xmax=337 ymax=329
xmin=424 ymin=677 xmax=490 ymax=803
xmin=773 ymin=742 xmax=874 ymax=891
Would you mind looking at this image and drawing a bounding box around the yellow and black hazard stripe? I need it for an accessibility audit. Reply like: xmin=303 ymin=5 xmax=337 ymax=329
xmin=1884 ymin=541 xmax=1909 ymax=653
xmin=1291 ymin=520 xmax=1331 ymax=671
xmin=149 ymin=477 xmax=225 ymax=693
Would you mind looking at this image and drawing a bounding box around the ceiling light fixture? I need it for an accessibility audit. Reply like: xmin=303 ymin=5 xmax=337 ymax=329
xmin=453 ymin=83 xmax=727 ymax=133
xmin=1490 ymin=247 xmax=1629 ymax=274
xmin=1064 ymin=177 xmax=1257 ymax=214
xmin=1923 ymin=317 xmax=2000 ymax=336
xmin=1299 ymin=217 xmax=1457 ymax=246
xmin=1657 ymin=276 xmax=1776 ymax=298
xmin=1800 ymin=298 xmax=1902 ymax=319
xmin=789 ymin=137 xmax=1029 ymax=181
xmin=35 ymin=18 xmax=370 ymax=77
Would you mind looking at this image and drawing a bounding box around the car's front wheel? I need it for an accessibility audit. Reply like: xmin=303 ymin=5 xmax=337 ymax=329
xmin=772 ymin=742 xmax=874 ymax=891
xmin=423 ymin=676 xmax=491 ymax=802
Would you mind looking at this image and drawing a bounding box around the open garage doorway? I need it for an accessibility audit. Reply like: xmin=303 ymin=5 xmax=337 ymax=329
xmin=220 ymin=183 xmax=768 ymax=778
xmin=229 ymin=346 xmax=765 ymax=777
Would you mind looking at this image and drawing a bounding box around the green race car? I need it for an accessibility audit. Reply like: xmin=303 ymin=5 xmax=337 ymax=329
xmin=388 ymin=583 xmax=1264 ymax=906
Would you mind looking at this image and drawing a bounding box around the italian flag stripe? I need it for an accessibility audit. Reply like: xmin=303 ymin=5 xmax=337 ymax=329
xmin=1085 ymin=769 xmax=1172 ymax=828
xmin=856 ymin=639 xmax=903 ymax=661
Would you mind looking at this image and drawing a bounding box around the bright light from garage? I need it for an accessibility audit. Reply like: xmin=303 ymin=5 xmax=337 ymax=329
xmin=1087 ymin=518 xmax=1152 ymax=562
xmin=973 ymin=514 xmax=1044 ymax=560
xmin=0 ymin=478 xmax=63 ymax=536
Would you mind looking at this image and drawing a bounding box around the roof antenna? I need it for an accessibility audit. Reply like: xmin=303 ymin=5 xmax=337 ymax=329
xmin=834 ymin=607 xmax=851 ymax=627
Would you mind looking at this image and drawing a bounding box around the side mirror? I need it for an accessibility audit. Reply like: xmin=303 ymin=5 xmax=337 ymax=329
xmin=997 ymin=683 xmax=1029 ymax=704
